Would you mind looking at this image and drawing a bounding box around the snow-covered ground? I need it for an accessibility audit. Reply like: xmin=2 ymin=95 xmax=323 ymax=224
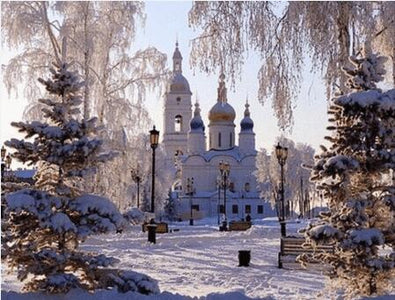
xmin=1 ymin=218 xmax=393 ymax=299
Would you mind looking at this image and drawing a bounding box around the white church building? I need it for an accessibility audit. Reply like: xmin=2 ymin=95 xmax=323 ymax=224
xmin=162 ymin=43 xmax=275 ymax=221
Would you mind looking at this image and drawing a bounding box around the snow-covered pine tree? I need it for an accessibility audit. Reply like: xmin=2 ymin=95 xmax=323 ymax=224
xmin=2 ymin=62 xmax=159 ymax=295
xmin=300 ymin=47 xmax=395 ymax=298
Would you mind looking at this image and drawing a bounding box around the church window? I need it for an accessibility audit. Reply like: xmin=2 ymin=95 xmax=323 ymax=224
xmin=175 ymin=115 xmax=182 ymax=132
xmin=218 ymin=132 xmax=222 ymax=147
xmin=176 ymin=97 xmax=181 ymax=104
xmin=219 ymin=205 xmax=225 ymax=214
xmin=229 ymin=132 xmax=232 ymax=147
xmin=209 ymin=134 xmax=212 ymax=148
xmin=192 ymin=204 xmax=200 ymax=211
xmin=244 ymin=182 xmax=250 ymax=192
xmin=257 ymin=205 xmax=263 ymax=214
xmin=232 ymin=205 xmax=238 ymax=214
xmin=245 ymin=205 xmax=251 ymax=214
xmin=229 ymin=182 xmax=235 ymax=192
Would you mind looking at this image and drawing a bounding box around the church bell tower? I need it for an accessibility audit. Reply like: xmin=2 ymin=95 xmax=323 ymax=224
xmin=162 ymin=42 xmax=192 ymax=164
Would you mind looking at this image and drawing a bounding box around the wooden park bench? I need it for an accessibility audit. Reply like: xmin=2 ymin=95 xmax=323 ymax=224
xmin=229 ymin=221 xmax=252 ymax=231
xmin=142 ymin=222 xmax=168 ymax=234
xmin=278 ymin=236 xmax=334 ymax=269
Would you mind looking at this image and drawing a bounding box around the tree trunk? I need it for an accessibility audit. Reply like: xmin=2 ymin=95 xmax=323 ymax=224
xmin=337 ymin=3 xmax=351 ymax=93
xmin=83 ymin=2 xmax=91 ymax=121
xmin=369 ymin=274 xmax=377 ymax=295
xmin=392 ymin=46 xmax=395 ymax=87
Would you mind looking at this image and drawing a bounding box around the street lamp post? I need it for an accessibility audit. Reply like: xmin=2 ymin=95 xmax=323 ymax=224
xmin=219 ymin=161 xmax=230 ymax=230
xmin=186 ymin=177 xmax=194 ymax=225
xmin=149 ymin=126 xmax=159 ymax=214
xmin=275 ymin=143 xmax=288 ymax=237
xmin=1 ymin=146 xmax=11 ymax=180
xmin=131 ymin=167 xmax=141 ymax=209
xmin=217 ymin=177 xmax=221 ymax=225
xmin=1 ymin=146 xmax=6 ymax=179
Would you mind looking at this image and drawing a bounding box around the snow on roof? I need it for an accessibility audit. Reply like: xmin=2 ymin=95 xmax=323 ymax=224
xmin=183 ymin=146 xmax=256 ymax=163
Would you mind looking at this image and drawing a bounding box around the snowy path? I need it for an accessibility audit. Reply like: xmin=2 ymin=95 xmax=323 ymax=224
xmin=2 ymin=218 xmax=334 ymax=299
xmin=82 ymin=218 xmax=327 ymax=299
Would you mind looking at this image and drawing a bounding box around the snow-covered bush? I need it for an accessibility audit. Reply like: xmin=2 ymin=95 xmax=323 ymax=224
xmin=1 ymin=62 xmax=158 ymax=294
xmin=123 ymin=207 xmax=145 ymax=225
xmin=301 ymin=48 xmax=395 ymax=298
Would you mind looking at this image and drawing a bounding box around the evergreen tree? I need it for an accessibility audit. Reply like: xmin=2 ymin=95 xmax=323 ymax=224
xmin=301 ymin=48 xmax=395 ymax=298
xmin=2 ymin=62 xmax=158 ymax=294
xmin=164 ymin=189 xmax=177 ymax=221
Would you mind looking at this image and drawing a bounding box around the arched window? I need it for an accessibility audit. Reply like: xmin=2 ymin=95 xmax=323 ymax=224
xmin=175 ymin=62 xmax=181 ymax=72
xmin=176 ymin=97 xmax=181 ymax=104
xmin=218 ymin=132 xmax=222 ymax=147
xmin=175 ymin=115 xmax=182 ymax=132
xmin=209 ymin=134 xmax=212 ymax=148
xmin=229 ymin=132 xmax=233 ymax=147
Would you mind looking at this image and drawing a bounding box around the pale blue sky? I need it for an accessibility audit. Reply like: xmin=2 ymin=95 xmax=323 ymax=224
xmin=1 ymin=1 xmax=330 ymax=168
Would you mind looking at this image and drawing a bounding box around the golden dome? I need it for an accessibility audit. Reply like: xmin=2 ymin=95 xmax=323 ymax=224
xmin=208 ymin=102 xmax=236 ymax=123
xmin=208 ymin=73 xmax=236 ymax=123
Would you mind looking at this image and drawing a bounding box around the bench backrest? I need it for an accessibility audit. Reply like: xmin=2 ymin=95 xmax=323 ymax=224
xmin=281 ymin=237 xmax=334 ymax=254
xmin=229 ymin=221 xmax=251 ymax=231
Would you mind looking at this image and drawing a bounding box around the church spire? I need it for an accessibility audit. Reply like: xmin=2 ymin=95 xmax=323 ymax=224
xmin=244 ymin=98 xmax=250 ymax=118
xmin=240 ymin=97 xmax=254 ymax=132
xmin=217 ymin=73 xmax=227 ymax=103
xmin=173 ymin=41 xmax=183 ymax=74
xmin=193 ymin=101 xmax=201 ymax=117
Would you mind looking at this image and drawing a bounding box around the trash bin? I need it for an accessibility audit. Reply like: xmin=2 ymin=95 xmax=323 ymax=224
xmin=238 ymin=250 xmax=251 ymax=267
xmin=147 ymin=224 xmax=157 ymax=244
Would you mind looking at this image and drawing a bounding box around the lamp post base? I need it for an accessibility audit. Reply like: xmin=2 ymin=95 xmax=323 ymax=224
xmin=189 ymin=219 xmax=194 ymax=226
xmin=280 ymin=221 xmax=287 ymax=237
xmin=219 ymin=220 xmax=228 ymax=231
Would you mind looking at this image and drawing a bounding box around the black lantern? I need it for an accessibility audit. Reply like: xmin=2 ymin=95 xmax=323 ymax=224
xmin=150 ymin=126 xmax=159 ymax=150
xmin=149 ymin=126 xmax=159 ymax=214
xmin=275 ymin=143 xmax=288 ymax=237
xmin=275 ymin=143 xmax=288 ymax=166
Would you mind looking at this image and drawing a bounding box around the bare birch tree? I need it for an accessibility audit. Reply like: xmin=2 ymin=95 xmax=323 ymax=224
xmin=1 ymin=1 xmax=170 ymax=207
xmin=189 ymin=1 xmax=394 ymax=129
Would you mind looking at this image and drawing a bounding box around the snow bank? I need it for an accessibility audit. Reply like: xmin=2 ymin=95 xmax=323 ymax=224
xmin=1 ymin=290 xmax=262 ymax=300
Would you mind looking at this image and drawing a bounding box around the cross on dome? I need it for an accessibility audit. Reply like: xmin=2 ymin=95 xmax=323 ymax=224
xmin=194 ymin=101 xmax=201 ymax=117
xmin=244 ymin=99 xmax=250 ymax=117
xmin=217 ymin=73 xmax=227 ymax=103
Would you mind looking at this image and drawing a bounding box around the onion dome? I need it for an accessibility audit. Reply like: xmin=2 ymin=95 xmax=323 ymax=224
xmin=190 ymin=102 xmax=205 ymax=132
xmin=169 ymin=73 xmax=191 ymax=93
xmin=240 ymin=101 xmax=254 ymax=131
xmin=208 ymin=74 xmax=236 ymax=123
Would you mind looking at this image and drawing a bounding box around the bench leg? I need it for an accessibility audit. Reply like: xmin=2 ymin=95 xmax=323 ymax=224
xmin=278 ymin=252 xmax=283 ymax=269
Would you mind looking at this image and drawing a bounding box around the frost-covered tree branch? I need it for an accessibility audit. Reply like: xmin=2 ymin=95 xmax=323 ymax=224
xmin=189 ymin=1 xmax=393 ymax=129
xmin=2 ymin=1 xmax=171 ymax=207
